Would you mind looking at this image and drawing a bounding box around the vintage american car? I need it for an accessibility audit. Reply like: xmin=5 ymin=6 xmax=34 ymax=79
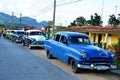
xmin=22 ymin=30 xmax=46 ymax=49
xmin=11 ymin=30 xmax=24 ymax=43
xmin=44 ymin=31 xmax=116 ymax=73
xmin=6 ymin=30 xmax=15 ymax=40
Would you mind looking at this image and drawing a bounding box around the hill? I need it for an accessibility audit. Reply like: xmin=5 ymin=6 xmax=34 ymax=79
xmin=0 ymin=12 xmax=48 ymax=27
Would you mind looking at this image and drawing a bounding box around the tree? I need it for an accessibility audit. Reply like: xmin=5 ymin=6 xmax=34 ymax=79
xmin=69 ymin=13 xmax=102 ymax=27
xmin=75 ymin=17 xmax=87 ymax=26
xmin=108 ymin=14 xmax=120 ymax=26
xmin=87 ymin=13 xmax=102 ymax=26
xmin=69 ymin=16 xmax=87 ymax=27
xmin=0 ymin=24 xmax=5 ymax=28
xmin=70 ymin=20 xmax=77 ymax=26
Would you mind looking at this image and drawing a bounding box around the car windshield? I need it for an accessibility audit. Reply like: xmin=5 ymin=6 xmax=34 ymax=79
xmin=10 ymin=31 xmax=15 ymax=33
xmin=68 ymin=36 xmax=92 ymax=45
xmin=29 ymin=32 xmax=43 ymax=35
xmin=16 ymin=32 xmax=24 ymax=35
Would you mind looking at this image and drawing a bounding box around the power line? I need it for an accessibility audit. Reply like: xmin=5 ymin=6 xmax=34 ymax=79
xmin=32 ymin=6 xmax=53 ymax=17
xmin=32 ymin=2 xmax=54 ymax=17
xmin=57 ymin=0 xmax=82 ymax=7
xmin=33 ymin=0 xmax=82 ymax=17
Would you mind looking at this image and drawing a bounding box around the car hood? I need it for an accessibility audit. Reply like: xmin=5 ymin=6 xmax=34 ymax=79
xmin=29 ymin=35 xmax=46 ymax=41
xmin=69 ymin=44 xmax=109 ymax=58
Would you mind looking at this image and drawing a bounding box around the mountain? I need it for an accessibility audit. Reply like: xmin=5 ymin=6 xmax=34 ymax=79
xmin=0 ymin=12 xmax=48 ymax=27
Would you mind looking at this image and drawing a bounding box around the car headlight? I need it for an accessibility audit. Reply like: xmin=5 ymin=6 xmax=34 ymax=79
xmin=81 ymin=52 xmax=87 ymax=58
xmin=30 ymin=38 xmax=36 ymax=42
xmin=111 ymin=54 xmax=115 ymax=58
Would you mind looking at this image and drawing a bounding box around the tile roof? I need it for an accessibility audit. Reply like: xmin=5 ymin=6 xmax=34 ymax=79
xmin=60 ymin=26 xmax=120 ymax=33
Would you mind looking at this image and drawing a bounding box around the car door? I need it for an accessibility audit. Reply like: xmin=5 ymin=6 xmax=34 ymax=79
xmin=24 ymin=32 xmax=29 ymax=44
xmin=57 ymin=35 xmax=68 ymax=62
xmin=50 ymin=34 xmax=61 ymax=57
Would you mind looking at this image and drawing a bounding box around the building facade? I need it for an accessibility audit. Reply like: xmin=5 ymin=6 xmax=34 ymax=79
xmin=60 ymin=26 xmax=120 ymax=49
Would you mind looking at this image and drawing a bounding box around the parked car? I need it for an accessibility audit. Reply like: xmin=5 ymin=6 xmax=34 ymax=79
xmin=22 ymin=30 xmax=46 ymax=49
xmin=11 ymin=30 xmax=24 ymax=43
xmin=6 ymin=30 xmax=15 ymax=39
xmin=44 ymin=31 xmax=116 ymax=73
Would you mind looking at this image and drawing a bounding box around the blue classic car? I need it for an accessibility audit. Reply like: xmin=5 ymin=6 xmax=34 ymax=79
xmin=44 ymin=31 xmax=116 ymax=73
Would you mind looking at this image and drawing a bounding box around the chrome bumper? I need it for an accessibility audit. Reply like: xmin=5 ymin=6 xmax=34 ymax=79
xmin=30 ymin=44 xmax=44 ymax=47
xmin=77 ymin=64 xmax=117 ymax=70
xmin=30 ymin=41 xmax=44 ymax=47
xmin=16 ymin=39 xmax=22 ymax=42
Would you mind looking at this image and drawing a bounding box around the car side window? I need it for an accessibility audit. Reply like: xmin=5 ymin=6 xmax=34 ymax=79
xmin=25 ymin=32 xmax=28 ymax=36
xmin=60 ymin=36 xmax=67 ymax=44
xmin=24 ymin=32 xmax=27 ymax=35
xmin=55 ymin=35 xmax=60 ymax=41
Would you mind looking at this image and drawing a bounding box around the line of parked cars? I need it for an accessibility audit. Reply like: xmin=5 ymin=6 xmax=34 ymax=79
xmin=5 ymin=29 xmax=46 ymax=49
xmin=4 ymin=30 xmax=117 ymax=73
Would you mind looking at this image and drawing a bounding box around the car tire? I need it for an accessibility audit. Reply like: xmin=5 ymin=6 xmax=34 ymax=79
xmin=47 ymin=50 xmax=52 ymax=59
xmin=70 ymin=59 xmax=80 ymax=73
xmin=28 ymin=45 xmax=32 ymax=49
xmin=22 ymin=41 xmax=25 ymax=46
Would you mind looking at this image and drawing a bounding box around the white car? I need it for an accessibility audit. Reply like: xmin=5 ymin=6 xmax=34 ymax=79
xmin=22 ymin=30 xmax=46 ymax=49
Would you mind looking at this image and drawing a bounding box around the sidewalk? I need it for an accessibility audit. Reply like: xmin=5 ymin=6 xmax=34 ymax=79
xmin=111 ymin=70 xmax=120 ymax=76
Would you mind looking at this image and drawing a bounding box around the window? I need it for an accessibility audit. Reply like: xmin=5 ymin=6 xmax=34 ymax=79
xmin=69 ymin=36 xmax=91 ymax=44
xmin=55 ymin=35 xmax=61 ymax=41
xmin=29 ymin=32 xmax=42 ymax=35
xmin=16 ymin=32 xmax=24 ymax=35
xmin=60 ymin=36 xmax=67 ymax=44
xmin=25 ymin=32 xmax=27 ymax=36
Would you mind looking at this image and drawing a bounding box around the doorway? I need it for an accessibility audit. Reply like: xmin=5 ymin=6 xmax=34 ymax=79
xmin=98 ymin=34 xmax=102 ymax=43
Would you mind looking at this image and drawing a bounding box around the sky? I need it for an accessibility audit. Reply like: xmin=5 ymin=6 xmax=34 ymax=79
xmin=0 ymin=0 xmax=120 ymax=26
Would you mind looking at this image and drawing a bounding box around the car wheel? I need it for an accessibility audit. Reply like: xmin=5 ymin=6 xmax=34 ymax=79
xmin=70 ymin=59 xmax=80 ymax=73
xmin=47 ymin=50 xmax=52 ymax=59
xmin=28 ymin=45 xmax=32 ymax=49
xmin=11 ymin=39 xmax=14 ymax=42
xmin=22 ymin=41 xmax=25 ymax=46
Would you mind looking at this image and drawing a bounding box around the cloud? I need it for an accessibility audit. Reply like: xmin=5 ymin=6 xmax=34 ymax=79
xmin=0 ymin=0 xmax=120 ymax=26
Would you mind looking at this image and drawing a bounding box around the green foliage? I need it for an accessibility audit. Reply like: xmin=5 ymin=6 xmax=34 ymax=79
xmin=0 ymin=24 xmax=5 ymax=28
xmin=114 ymin=58 xmax=120 ymax=69
xmin=69 ymin=13 xmax=102 ymax=27
xmin=108 ymin=14 xmax=120 ymax=26
xmin=87 ymin=13 xmax=102 ymax=26
xmin=76 ymin=17 xmax=87 ymax=26
xmin=112 ymin=38 xmax=120 ymax=55
xmin=70 ymin=21 xmax=77 ymax=26
xmin=70 ymin=16 xmax=86 ymax=26
xmin=112 ymin=38 xmax=120 ymax=69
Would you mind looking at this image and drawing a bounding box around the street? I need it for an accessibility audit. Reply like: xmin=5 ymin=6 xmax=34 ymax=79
xmin=0 ymin=38 xmax=120 ymax=80
xmin=0 ymin=39 xmax=78 ymax=80
xmin=31 ymin=48 xmax=120 ymax=80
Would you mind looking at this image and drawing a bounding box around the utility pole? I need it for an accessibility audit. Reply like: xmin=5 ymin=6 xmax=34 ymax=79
xmin=101 ymin=0 xmax=104 ymax=26
xmin=115 ymin=0 xmax=118 ymax=17
xmin=53 ymin=0 xmax=56 ymax=33
xmin=11 ymin=12 xmax=14 ymax=29
xmin=20 ymin=13 xmax=22 ymax=27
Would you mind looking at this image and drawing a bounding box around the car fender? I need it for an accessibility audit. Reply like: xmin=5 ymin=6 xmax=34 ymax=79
xmin=44 ymin=41 xmax=52 ymax=52
xmin=64 ymin=47 xmax=81 ymax=64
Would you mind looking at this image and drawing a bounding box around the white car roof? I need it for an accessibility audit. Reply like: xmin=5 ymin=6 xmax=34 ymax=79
xmin=6 ymin=30 xmax=15 ymax=31
xmin=26 ymin=30 xmax=41 ymax=33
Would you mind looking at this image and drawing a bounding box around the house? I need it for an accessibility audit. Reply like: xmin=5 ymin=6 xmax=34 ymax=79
xmin=60 ymin=26 xmax=120 ymax=50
